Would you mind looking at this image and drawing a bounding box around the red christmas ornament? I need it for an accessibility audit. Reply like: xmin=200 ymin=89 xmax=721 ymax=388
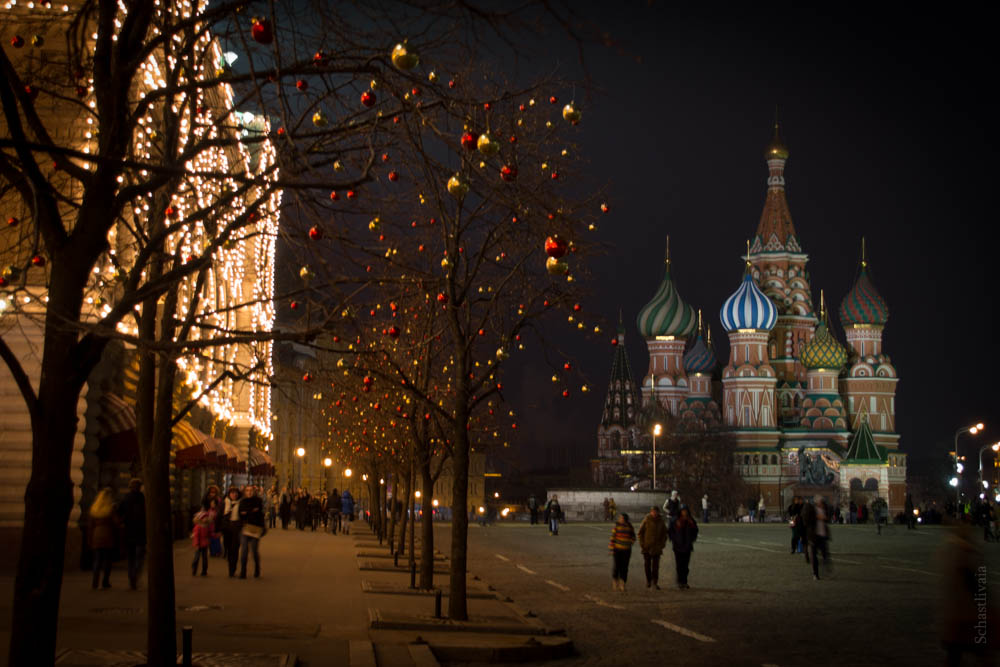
xmin=302 ymin=372 xmax=313 ymax=382
xmin=10 ymin=35 xmax=24 ymax=48
xmin=478 ymin=329 xmax=485 ymax=336
xmin=436 ymin=293 xmax=448 ymax=303
xmin=296 ymin=79 xmax=308 ymax=91
xmin=509 ymin=135 xmax=517 ymax=144
xmin=312 ymin=51 xmax=326 ymax=65
xmin=448 ymin=79 xmax=456 ymax=88
xmin=544 ymin=235 xmax=568 ymax=258
xmin=388 ymin=171 xmax=399 ymax=182
xmin=0 ymin=276 xmax=7 ymax=287
xmin=31 ymin=255 xmax=46 ymax=267
xmin=309 ymin=226 xmax=323 ymax=241
xmin=290 ymin=300 xmax=299 ymax=310
xmin=329 ymin=190 xmax=338 ymax=201
xmin=165 ymin=205 xmax=178 ymax=217
xmin=518 ymin=103 xmax=526 ymax=112
xmin=483 ymin=102 xmax=491 ymax=111
xmin=7 ymin=217 xmax=18 ymax=227
xmin=573 ymin=303 xmax=581 ymax=312
xmin=75 ymin=86 xmax=87 ymax=98
xmin=360 ymin=91 xmax=375 ymax=107
xmin=564 ymin=362 xmax=572 ymax=370
xmin=251 ymin=18 xmax=274 ymax=44
xmin=601 ymin=202 xmax=609 ymax=213
xmin=276 ymin=127 xmax=285 ymax=136
xmin=500 ymin=165 xmax=517 ymax=182
xmin=461 ymin=132 xmax=476 ymax=151
xmin=411 ymin=87 xmax=420 ymax=96
xmin=387 ymin=326 xmax=400 ymax=338
xmin=562 ymin=390 xmax=570 ymax=398
xmin=346 ymin=190 xmax=357 ymax=200
xmin=611 ymin=338 xmax=619 ymax=346
xmin=549 ymin=95 xmax=558 ymax=104
xmin=381 ymin=153 xmax=390 ymax=162
xmin=363 ymin=376 xmax=373 ymax=385
xmin=24 ymin=85 xmax=39 ymax=101
xmin=550 ymin=171 xmax=559 ymax=180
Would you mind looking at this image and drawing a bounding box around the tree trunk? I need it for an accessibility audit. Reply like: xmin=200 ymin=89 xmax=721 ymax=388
xmin=396 ymin=471 xmax=409 ymax=556
xmin=407 ymin=459 xmax=416 ymax=573
xmin=447 ymin=418 xmax=470 ymax=620
xmin=419 ymin=454 xmax=435 ymax=590
xmin=7 ymin=259 xmax=93 ymax=665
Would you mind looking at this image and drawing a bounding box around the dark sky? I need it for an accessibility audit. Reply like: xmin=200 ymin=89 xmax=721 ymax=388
xmin=504 ymin=3 xmax=996 ymax=472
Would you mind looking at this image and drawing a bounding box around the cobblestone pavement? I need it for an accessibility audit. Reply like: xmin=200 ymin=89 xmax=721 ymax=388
xmin=437 ymin=521 xmax=1000 ymax=667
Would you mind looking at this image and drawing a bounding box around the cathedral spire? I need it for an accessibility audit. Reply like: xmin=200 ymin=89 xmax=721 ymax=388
xmin=752 ymin=116 xmax=800 ymax=255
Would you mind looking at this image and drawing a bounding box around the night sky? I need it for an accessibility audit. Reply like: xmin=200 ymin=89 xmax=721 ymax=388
xmin=503 ymin=3 xmax=996 ymax=473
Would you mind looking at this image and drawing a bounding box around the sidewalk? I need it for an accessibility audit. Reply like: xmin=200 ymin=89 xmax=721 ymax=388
xmin=0 ymin=522 xmax=571 ymax=666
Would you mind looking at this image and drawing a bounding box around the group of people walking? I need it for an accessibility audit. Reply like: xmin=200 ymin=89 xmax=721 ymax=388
xmin=273 ymin=486 xmax=355 ymax=534
xmin=86 ymin=478 xmax=146 ymax=590
xmin=607 ymin=504 xmax=699 ymax=591
xmin=190 ymin=484 xmax=266 ymax=579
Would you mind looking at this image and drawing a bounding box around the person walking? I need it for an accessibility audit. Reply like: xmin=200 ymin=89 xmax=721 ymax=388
xmin=788 ymin=496 xmax=805 ymax=555
xmin=341 ymin=488 xmax=355 ymax=535
xmin=116 ymin=478 xmax=146 ymax=590
xmin=668 ymin=506 xmax=699 ymax=589
xmin=701 ymin=494 xmax=710 ymax=524
xmin=278 ymin=486 xmax=292 ymax=529
xmin=802 ymin=495 xmax=832 ymax=580
xmin=757 ymin=495 xmax=766 ymax=523
xmin=87 ymin=488 xmax=119 ymax=590
xmin=266 ymin=488 xmax=277 ymax=529
xmin=544 ymin=495 xmax=562 ymax=535
xmin=528 ymin=494 xmax=539 ymax=525
xmin=608 ymin=497 xmax=617 ymax=520
xmin=221 ymin=486 xmax=242 ymax=577
xmin=637 ymin=506 xmax=668 ymax=589
xmin=904 ymin=494 xmax=916 ymax=530
xmin=873 ymin=495 xmax=888 ymax=535
xmin=609 ymin=513 xmax=636 ymax=592
xmin=328 ymin=487 xmax=342 ymax=534
xmin=191 ymin=498 xmax=216 ymax=576
xmin=238 ymin=485 xmax=265 ymax=579
xmin=602 ymin=497 xmax=611 ymax=521
xmin=663 ymin=490 xmax=680 ymax=526
xmin=308 ymin=493 xmax=321 ymax=531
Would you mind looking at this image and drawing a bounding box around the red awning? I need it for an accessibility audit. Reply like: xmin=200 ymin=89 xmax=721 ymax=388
xmin=173 ymin=421 xmax=209 ymax=469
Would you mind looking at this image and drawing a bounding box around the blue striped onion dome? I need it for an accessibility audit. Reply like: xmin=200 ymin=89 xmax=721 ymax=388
xmin=839 ymin=266 xmax=889 ymax=327
xmin=683 ymin=333 xmax=717 ymax=373
xmin=800 ymin=321 xmax=847 ymax=370
xmin=636 ymin=268 xmax=697 ymax=339
xmin=720 ymin=274 xmax=778 ymax=332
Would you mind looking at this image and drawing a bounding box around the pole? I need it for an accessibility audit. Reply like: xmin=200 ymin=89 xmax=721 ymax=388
xmin=652 ymin=431 xmax=657 ymax=491
xmin=954 ymin=430 xmax=961 ymax=516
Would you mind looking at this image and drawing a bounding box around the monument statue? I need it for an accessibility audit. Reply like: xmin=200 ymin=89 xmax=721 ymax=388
xmin=797 ymin=447 xmax=835 ymax=486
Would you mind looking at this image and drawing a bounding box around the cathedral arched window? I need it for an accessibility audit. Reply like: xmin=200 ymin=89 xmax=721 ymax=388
xmin=744 ymin=455 xmax=750 ymax=465
xmin=771 ymin=455 xmax=778 ymax=465
xmin=611 ymin=431 xmax=621 ymax=449
xmin=752 ymin=455 xmax=759 ymax=465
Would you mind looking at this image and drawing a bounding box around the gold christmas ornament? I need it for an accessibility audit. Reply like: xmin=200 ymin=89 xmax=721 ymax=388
xmin=312 ymin=110 xmax=328 ymax=127
xmin=299 ymin=266 xmax=315 ymax=281
xmin=546 ymin=257 xmax=569 ymax=275
xmin=476 ymin=133 xmax=499 ymax=156
xmin=562 ymin=102 xmax=581 ymax=124
xmin=391 ymin=43 xmax=419 ymax=70
xmin=446 ymin=174 xmax=469 ymax=199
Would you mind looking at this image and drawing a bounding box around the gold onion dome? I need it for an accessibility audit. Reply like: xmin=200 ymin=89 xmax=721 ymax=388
xmin=800 ymin=292 xmax=846 ymax=370
xmin=766 ymin=121 xmax=789 ymax=160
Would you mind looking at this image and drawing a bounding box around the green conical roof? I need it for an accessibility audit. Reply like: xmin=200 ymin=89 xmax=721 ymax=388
xmin=844 ymin=418 xmax=884 ymax=463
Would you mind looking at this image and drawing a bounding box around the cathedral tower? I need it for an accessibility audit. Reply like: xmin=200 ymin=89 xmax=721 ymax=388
xmin=636 ymin=237 xmax=697 ymax=416
xmin=720 ymin=246 xmax=780 ymax=448
xmin=839 ymin=240 xmax=898 ymax=448
xmin=748 ymin=121 xmax=817 ymax=425
xmin=798 ymin=291 xmax=849 ymax=439
xmin=592 ymin=319 xmax=642 ymax=486
xmin=679 ymin=312 xmax=721 ymax=431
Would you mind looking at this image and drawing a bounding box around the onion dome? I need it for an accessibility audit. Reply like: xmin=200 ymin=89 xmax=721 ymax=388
xmin=801 ymin=294 xmax=846 ymax=370
xmin=765 ymin=120 xmax=789 ymax=160
xmin=839 ymin=239 xmax=889 ymax=327
xmin=720 ymin=251 xmax=778 ymax=332
xmin=683 ymin=311 xmax=717 ymax=373
xmin=636 ymin=237 xmax=697 ymax=339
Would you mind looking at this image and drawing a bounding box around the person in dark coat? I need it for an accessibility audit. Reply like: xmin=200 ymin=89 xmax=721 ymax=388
xmin=544 ymin=495 xmax=561 ymax=535
xmin=308 ymin=493 xmax=322 ymax=531
xmin=87 ymin=488 xmax=119 ymax=590
xmin=802 ymin=495 xmax=832 ymax=580
xmin=668 ymin=506 xmax=699 ymax=589
xmin=295 ymin=489 xmax=309 ymax=530
xmin=528 ymin=494 xmax=539 ymax=525
xmin=341 ymin=489 xmax=355 ymax=534
xmin=221 ymin=486 xmax=243 ymax=577
xmin=904 ymin=494 xmax=916 ymax=530
xmin=238 ymin=485 xmax=265 ymax=578
xmin=637 ymin=506 xmax=668 ymax=589
xmin=116 ymin=478 xmax=146 ymax=590
xmin=788 ymin=496 xmax=805 ymax=555
xmin=328 ymin=488 xmax=342 ymax=534
xmin=278 ymin=486 xmax=292 ymax=529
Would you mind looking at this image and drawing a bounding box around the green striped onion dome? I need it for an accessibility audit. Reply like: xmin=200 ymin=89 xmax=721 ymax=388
xmin=800 ymin=321 xmax=847 ymax=370
xmin=636 ymin=268 xmax=697 ymax=339
xmin=839 ymin=266 xmax=889 ymax=327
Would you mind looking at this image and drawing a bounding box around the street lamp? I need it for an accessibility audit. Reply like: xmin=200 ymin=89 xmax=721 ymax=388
xmin=652 ymin=423 xmax=662 ymax=490
xmin=295 ymin=447 xmax=305 ymax=489
xmin=953 ymin=422 xmax=984 ymax=514
xmin=978 ymin=442 xmax=1000 ymax=491
xmin=343 ymin=467 xmax=352 ymax=477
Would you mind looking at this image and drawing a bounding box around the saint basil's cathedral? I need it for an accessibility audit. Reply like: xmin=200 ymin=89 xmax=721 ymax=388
xmin=592 ymin=123 xmax=907 ymax=514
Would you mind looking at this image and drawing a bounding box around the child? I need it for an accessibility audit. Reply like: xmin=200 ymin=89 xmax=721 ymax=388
xmin=191 ymin=499 xmax=216 ymax=576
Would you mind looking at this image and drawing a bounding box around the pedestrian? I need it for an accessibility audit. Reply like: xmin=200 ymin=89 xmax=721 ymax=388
xmin=238 ymin=485 xmax=265 ymax=578
xmin=191 ymin=498 xmax=215 ymax=576
xmin=116 ymin=478 xmax=146 ymax=590
xmin=637 ymin=506 xmax=668 ymax=589
xmin=802 ymin=495 xmax=832 ymax=580
xmin=319 ymin=492 xmax=329 ymax=530
xmin=308 ymin=492 xmax=321 ymax=531
xmin=788 ymin=496 xmax=805 ymax=555
xmin=266 ymin=488 xmax=277 ymax=529
xmin=528 ymin=494 xmax=539 ymax=525
xmin=663 ymin=490 xmax=680 ymax=526
xmin=608 ymin=497 xmax=617 ymax=520
xmin=609 ymin=512 xmax=636 ymax=592
xmin=544 ymin=495 xmax=562 ymax=535
xmin=737 ymin=502 xmax=747 ymax=522
xmin=87 ymin=488 xmax=119 ymax=590
xmin=602 ymin=497 xmax=610 ymax=521
xmin=295 ymin=489 xmax=310 ymax=530
xmin=341 ymin=488 xmax=355 ymax=535
xmin=221 ymin=486 xmax=242 ymax=577
xmin=206 ymin=496 xmax=222 ymax=557
xmin=329 ymin=487 xmax=342 ymax=534
xmin=757 ymin=495 xmax=766 ymax=523
xmin=848 ymin=499 xmax=857 ymax=524
xmin=668 ymin=506 xmax=699 ymax=589
xmin=701 ymin=494 xmax=709 ymax=523
xmin=278 ymin=486 xmax=291 ymax=529
xmin=872 ymin=495 xmax=888 ymax=535
xmin=904 ymin=494 xmax=915 ymax=530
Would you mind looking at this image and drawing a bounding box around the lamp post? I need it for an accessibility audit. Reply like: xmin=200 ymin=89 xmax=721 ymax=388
xmin=295 ymin=447 xmax=306 ymax=489
xmin=978 ymin=442 xmax=999 ymax=491
xmin=953 ymin=422 xmax=984 ymax=515
xmin=323 ymin=457 xmax=332 ymax=492
xmin=652 ymin=423 xmax=662 ymax=491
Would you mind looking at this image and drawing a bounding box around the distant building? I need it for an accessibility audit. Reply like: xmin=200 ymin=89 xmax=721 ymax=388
xmin=593 ymin=122 xmax=905 ymax=513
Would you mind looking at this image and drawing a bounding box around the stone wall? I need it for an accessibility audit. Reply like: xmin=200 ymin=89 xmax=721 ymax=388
xmin=546 ymin=489 xmax=670 ymax=522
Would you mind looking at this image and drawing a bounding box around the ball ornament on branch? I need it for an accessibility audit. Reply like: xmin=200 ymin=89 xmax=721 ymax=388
xmin=562 ymin=102 xmax=581 ymax=124
xmin=500 ymin=165 xmax=517 ymax=182
xmin=461 ymin=132 xmax=476 ymax=151
xmin=446 ymin=174 xmax=469 ymax=199
xmin=308 ymin=226 xmax=323 ymax=241
xmin=10 ymin=35 xmax=24 ymax=48
xmin=544 ymin=235 xmax=568 ymax=258
xmin=361 ymin=91 xmax=376 ymax=108
xmin=299 ymin=266 xmax=315 ymax=281
xmin=312 ymin=110 xmax=328 ymax=127
xmin=7 ymin=217 xmax=18 ymax=227
xmin=546 ymin=257 xmax=569 ymax=275
xmin=30 ymin=35 xmax=44 ymax=47
xmin=476 ymin=133 xmax=499 ymax=156
xmin=31 ymin=255 xmax=46 ymax=267
xmin=391 ymin=42 xmax=419 ymax=70
xmin=251 ymin=18 xmax=273 ymax=44
xmin=302 ymin=372 xmax=313 ymax=382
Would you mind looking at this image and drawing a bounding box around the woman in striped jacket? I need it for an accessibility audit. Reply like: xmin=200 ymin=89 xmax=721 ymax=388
xmin=609 ymin=513 xmax=636 ymax=591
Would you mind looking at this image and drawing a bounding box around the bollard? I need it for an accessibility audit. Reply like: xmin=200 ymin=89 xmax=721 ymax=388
xmin=182 ymin=626 xmax=193 ymax=667
xmin=434 ymin=589 xmax=442 ymax=618
xmin=410 ymin=561 xmax=416 ymax=589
